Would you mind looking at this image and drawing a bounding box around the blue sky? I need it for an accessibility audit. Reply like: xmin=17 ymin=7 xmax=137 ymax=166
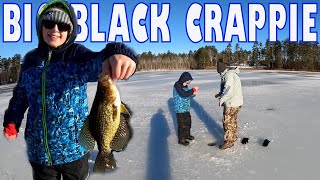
xmin=0 ymin=0 xmax=319 ymax=58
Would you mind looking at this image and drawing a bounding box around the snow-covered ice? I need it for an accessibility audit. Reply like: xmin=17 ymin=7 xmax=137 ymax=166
xmin=1 ymin=70 xmax=319 ymax=180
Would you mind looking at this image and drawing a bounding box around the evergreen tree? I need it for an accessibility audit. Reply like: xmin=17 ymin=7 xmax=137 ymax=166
xmin=264 ymin=40 xmax=274 ymax=69
xmin=274 ymin=41 xmax=283 ymax=69
xmin=251 ymin=42 xmax=259 ymax=67
xmin=225 ymin=43 xmax=232 ymax=65
xmin=234 ymin=43 xmax=241 ymax=65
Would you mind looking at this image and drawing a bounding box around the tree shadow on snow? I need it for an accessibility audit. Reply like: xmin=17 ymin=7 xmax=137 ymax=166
xmin=191 ymin=99 xmax=224 ymax=143
xmin=146 ymin=108 xmax=172 ymax=180
xmin=167 ymin=98 xmax=178 ymax=137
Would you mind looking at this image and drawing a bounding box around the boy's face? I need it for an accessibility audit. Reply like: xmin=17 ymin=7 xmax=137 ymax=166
xmin=42 ymin=21 xmax=69 ymax=48
xmin=183 ymin=80 xmax=191 ymax=86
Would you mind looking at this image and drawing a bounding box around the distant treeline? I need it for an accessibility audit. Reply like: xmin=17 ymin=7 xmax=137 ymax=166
xmin=139 ymin=39 xmax=320 ymax=71
xmin=1 ymin=39 xmax=320 ymax=84
xmin=0 ymin=54 xmax=21 ymax=85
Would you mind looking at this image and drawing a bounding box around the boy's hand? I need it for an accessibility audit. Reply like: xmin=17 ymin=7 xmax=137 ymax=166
xmin=192 ymin=86 xmax=199 ymax=94
xmin=3 ymin=123 xmax=17 ymax=141
xmin=103 ymin=54 xmax=136 ymax=80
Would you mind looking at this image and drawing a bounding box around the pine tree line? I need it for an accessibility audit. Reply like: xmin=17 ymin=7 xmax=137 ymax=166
xmin=0 ymin=54 xmax=21 ymax=85
xmin=138 ymin=39 xmax=320 ymax=71
xmin=1 ymin=40 xmax=320 ymax=84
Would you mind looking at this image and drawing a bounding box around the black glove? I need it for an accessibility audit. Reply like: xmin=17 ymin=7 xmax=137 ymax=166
xmin=262 ymin=139 xmax=270 ymax=147
xmin=241 ymin=138 xmax=249 ymax=144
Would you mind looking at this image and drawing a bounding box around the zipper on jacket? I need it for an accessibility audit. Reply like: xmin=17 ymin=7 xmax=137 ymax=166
xmin=41 ymin=49 xmax=53 ymax=166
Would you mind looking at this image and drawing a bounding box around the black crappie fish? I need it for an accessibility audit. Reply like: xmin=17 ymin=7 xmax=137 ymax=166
xmin=80 ymin=74 xmax=133 ymax=172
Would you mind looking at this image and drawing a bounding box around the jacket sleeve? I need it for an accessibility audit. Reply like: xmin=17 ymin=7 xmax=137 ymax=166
xmin=189 ymin=94 xmax=196 ymax=99
xmin=72 ymin=43 xmax=138 ymax=65
xmin=102 ymin=42 xmax=138 ymax=66
xmin=174 ymin=82 xmax=194 ymax=98
xmin=218 ymin=80 xmax=225 ymax=96
xmin=220 ymin=74 xmax=234 ymax=104
xmin=75 ymin=43 xmax=138 ymax=82
xmin=3 ymin=65 xmax=29 ymax=132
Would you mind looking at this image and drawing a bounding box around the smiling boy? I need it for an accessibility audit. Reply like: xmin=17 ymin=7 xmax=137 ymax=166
xmin=3 ymin=0 xmax=138 ymax=179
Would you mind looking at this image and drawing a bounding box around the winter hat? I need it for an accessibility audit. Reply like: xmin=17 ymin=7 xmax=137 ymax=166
xmin=39 ymin=7 xmax=73 ymax=33
xmin=178 ymin=72 xmax=193 ymax=83
xmin=217 ymin=62 xmax=227 ymax=73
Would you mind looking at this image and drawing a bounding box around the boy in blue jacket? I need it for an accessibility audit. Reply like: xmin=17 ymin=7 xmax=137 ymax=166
xmin=173 ymin=72 xmax=198 ymax=146
xmin=2 ymin=0 xmax=138 ymax=179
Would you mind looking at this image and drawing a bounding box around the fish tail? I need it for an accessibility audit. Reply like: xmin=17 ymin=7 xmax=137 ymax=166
xmin=93 ymin=152 xmax=117 ymax=172
xmin=79 ymin=118 xmax=95 ymax=150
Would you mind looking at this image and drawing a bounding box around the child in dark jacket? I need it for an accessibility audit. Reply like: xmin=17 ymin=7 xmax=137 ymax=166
xmin=2 ymin=0 xmax=138 ymax=179
xmin=173 ymin=72 xmax=198 ymax=146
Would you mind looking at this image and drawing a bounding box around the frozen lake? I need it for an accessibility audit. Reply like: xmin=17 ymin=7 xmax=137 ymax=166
xmin=1 ymin=70 xmax=319 ymax=180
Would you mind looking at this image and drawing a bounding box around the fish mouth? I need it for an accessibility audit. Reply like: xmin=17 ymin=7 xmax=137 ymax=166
xmin=98 ymin=73 xmax=120 ymax=100
xmin=98 ymin=73 xmax=109 ymax=81
xmin=98 ymin=74 xmax=113 ymax=85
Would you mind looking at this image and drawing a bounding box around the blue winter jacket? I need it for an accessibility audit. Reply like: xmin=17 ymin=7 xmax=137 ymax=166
xmin=3 ymin=0 xmax=137 ymax=166
xmin=173 ymin=72 xmax=195 ymax=113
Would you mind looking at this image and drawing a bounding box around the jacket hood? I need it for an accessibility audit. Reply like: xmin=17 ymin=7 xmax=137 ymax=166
xmin=178 ymin=72 xmax=193 ymax=84
xmin=225 ymin=67 xmax=240 ymax=76
xmin=36 ymin=0 xmax=78 ymax=58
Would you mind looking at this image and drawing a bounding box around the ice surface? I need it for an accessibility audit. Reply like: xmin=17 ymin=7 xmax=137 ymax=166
xmin=1 ymin=70 xmax=319 ymax=180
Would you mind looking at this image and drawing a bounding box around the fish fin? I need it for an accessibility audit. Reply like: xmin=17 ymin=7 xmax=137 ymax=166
xmin=93 ymin=152 xmax=117 ymax=172
xmin=120 ymin=103 xmax=131 ymax=115
xmin=110 ymin=115 xmax=133 ymax=151
xmin=79 ymin=118 xmax=95 ymax=150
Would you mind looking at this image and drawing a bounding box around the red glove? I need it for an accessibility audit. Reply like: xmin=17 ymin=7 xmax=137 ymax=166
xmin=192 ymin=86 xmax=199 ymax=94
xmin=4 ymin=123 xmax=18 ymax=137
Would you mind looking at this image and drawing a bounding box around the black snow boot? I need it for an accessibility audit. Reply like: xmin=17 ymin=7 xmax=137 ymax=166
xmin=186 ymin=135 xmax=194 ymax=140
xmin=178 ymin=140 xmax=189 ymax=146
